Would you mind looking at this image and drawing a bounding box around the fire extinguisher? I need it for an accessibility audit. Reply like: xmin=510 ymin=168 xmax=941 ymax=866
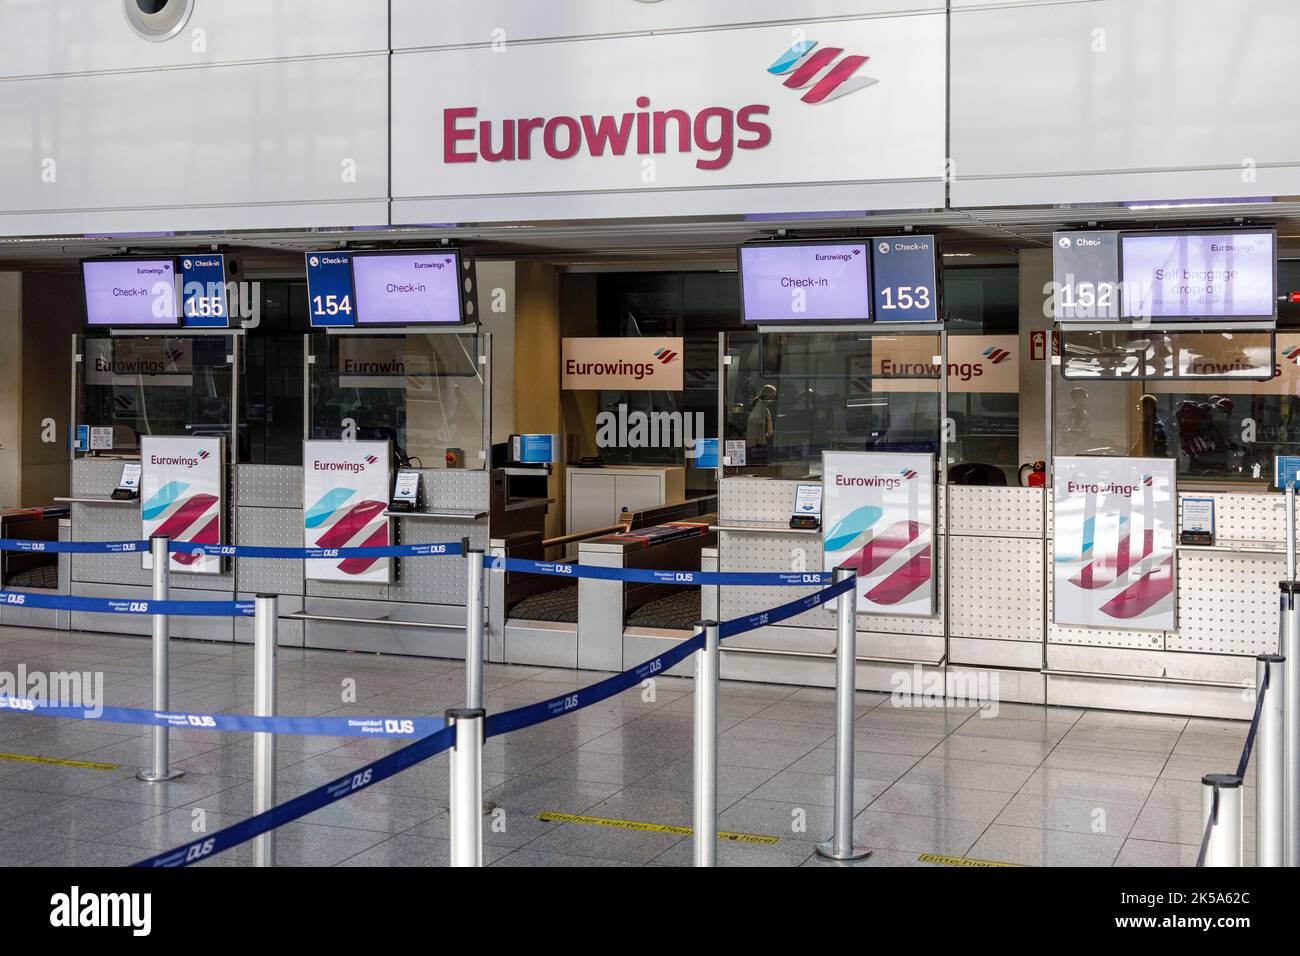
xmin=1019 ymin=460 xmax=1046 ymax=487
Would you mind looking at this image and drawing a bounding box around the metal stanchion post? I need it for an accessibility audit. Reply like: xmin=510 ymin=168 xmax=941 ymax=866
xmin=253 ymin=594 xmax=278 ymax=867
xmin=1287 ymin=481 xmax=1296 ymax=582
xmin=1201 ymin=773 xmax=1243 ymax=867
xmin=818 ymin=568 xmax=871 ymax=861
xmin=447 ymin=708 xmax=485 ymax=867
xmin=1282 ymin=581 xmax=1300 ymax=867
xmin=463 ymin=547 xmax=495 ymax=814
xmin=138 ymin=535 xmax=183 ymax=783
xmin=1257 ymin=654 xmax=1285 ymax=867
xmin=465 ymin=547 xmax=485 ymax=709
xmin=693 ymin=621 xmax=720 ymax=867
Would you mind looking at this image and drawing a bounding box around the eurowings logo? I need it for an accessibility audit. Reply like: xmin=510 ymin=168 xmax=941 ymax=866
xmin=824 ymin=505 xmax=931 ymax=606
xmin=364 ymin=455 xmax=378 ymax=465
xmin=141 ymin=480 xmax=219 ymax=567
xmin=1059 ymin=495 xmax=1172 ymax=621
xmin=900 ymin=469 xmax=918 ymax=480
xmin=1284 ymin=346 xmax=1300 ymax=365
xmin=766 ymin=40 xmax=878 ymax=104
xmin=198 ymin=450 xmax=210 ymax=460
xmin=654 ymin=347 xmax=678 ymax=364
xmin=305 ymin=488 xmax=389 ymax=575
xmin=982 ymin=346 xmax=1011 ymax=365
xmin=1141 ymin=474 xmax=1154 ymax=487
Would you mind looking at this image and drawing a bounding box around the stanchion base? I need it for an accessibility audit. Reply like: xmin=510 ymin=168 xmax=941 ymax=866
xmin=482 ymin=800 xmax=498 ymax=815
xmin=816 ymin=840 xmax=872 ymax=862
xmin=136 ymin=768 xmax=185 ymax=783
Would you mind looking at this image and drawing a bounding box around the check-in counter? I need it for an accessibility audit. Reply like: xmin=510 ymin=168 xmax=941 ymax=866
xmin=0 ymin=506 xmax=71 ymax=631
xmin=491 ymin=498 xmax=717 ymax=669
xmin=578 ymin=519 xmax=715 ymax=672
xmin=62 ymin=457 xmax=495 ymax=656
xmin=714 ymin=476 xmax=1275 ymax=718
xmin=714 ymin=477 xmax=945 ymax=692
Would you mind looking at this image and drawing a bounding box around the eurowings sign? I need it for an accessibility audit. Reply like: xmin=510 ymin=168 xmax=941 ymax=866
xmin=391 ymin=14 xmax=946 ymax=221
xmin=562 ymin=338 xmax=685 ymax=391
xmin=303 ymin=440 xmax=393 ymax=584
xmin=1052 ymin=457 xmax=1176 ymax=631
xmin=822 ymin=451 xmax=936 ymax=617
xmin=140 ymin=436 xmax=224 ymax=575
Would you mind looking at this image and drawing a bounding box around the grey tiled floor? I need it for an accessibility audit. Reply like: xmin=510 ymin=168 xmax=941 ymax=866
xmin=0 ymin=625 xmax=1252 ymax=867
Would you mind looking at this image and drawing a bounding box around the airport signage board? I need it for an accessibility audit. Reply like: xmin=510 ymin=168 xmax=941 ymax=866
xmin=872 ymin=235 xmax=939 ymax=323
xmin=1120 ymin=231 xmax=1276 ymax=321
xmin=390 ymin=13 xmax=947 ymax=221
xmin=1052 ymin=457 xmax=1176 ymax=631
xmin=140 ymin=436 xmax=224 ymax=575
xmin=178 ymin=254 xmax=228 ymax=328
xmin=303 ymin=440 xmax=392 ymax=584
xmin=862 ymin=334 xmax=1018 ymax=394
xmin=740 ymin=243 xmax=871 ymax=323
xmin=82 ymin=259 xmax=179 ymax=328
xmin=306 ymin=252 xmax=356 ymax=328
xmin=1052 ymin=231 xmax=1121 ymax=322
xmin=821 ymin=451 xmax=936 ymax=617
xmin=562 ymin=337 xmax=684 ymax=391
xmin=352 ymin=251 xmax=463 ymax=326
xmin=84 ymin=339 xmax=193 ymax=387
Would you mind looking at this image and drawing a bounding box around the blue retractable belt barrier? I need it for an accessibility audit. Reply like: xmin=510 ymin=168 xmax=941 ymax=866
xmin=131 ymin=574 xmax=854 ymax=866
xmin=171 ymin=541 xmax=464 ymax=559
xmin=0 ymin=538 xmax=147 ymax=554
xmin=0 ymin=590 xmax=253 ymax=617
xmin=0 ymin=696 xmax=444 ymax=739
xmin=485 ymin=633 xmax=705 ymax=738
xmin=719 ymin=575 xmax=855 ymax=639
xmin=491 ymin=556 xmax=832 ymax=587
xmin=132 ymin=724 xmax=457 ymax=867
xmin=483 ymin=575 xmax=855 ymax=737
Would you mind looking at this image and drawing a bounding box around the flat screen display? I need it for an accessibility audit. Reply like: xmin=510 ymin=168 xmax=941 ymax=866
xmin=740 ymin=243 xmax=871 ymax=323
xmin=1121 ymin=231 xmax=1276 ymax=320
xmin=352 ymin=251 xmax=464 ymax=326
xmin=82 ymin=259 xmax=179 ymax=327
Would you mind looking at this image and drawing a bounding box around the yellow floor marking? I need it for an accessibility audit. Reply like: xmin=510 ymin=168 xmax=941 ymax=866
xmin=0 ymin=751 xmax=121 ymax=771
xmin=917 ymin=852 xmax=1022 ymax=867
xmin=536 ymin=811 xmax=779 ymax=845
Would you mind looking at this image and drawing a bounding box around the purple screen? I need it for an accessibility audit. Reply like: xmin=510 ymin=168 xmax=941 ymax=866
xmin=353 ymin=253 xmax=463 ymax=325
xmin=741 ymin=244 xmax=871 ymax=322
xmin=82 ymin=260 xmax=178 ymax=326
xmin=1122 ymin=232 xmax=1275 ymax=319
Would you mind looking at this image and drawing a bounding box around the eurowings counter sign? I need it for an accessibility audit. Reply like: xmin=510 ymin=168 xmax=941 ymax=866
xmin=821 ymin=451 xmax=936 ymax=617
xmin=303 ymin=440 xmax=393 ymax=584
xmin=1052 ymin=457 xmax=1176 ymax=631
xmin=140 ymin=436 xmax=224 ymax=575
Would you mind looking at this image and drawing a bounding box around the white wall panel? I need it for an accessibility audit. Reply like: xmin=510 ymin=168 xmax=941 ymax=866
xmin=0 ymin=55 xmax=389 ymax=235
xmin=0 ymin=0 xmax=389 ymax=77
xmin=391 ymin=0 xmax=943 ymax=50
xmin=950 ymin=0 xmax=1300 ymax=206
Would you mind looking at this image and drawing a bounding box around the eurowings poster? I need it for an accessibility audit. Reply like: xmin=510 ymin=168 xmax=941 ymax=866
xmin=140 ymin=436 xmax=223 ymax=575
xmin=822 ymin=451 xmax=936 ymax=616
xmin=303 ymin=440 xmax=393 ymax=584
xmin=1052 ymin=457 xmax=1176 ymax=631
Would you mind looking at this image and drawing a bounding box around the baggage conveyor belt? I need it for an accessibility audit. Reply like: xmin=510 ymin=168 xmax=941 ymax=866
xmin=626 ymin=589 xmax=701 ymax=630
xmin=507 ymin=585 xmax=700 ymax=630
